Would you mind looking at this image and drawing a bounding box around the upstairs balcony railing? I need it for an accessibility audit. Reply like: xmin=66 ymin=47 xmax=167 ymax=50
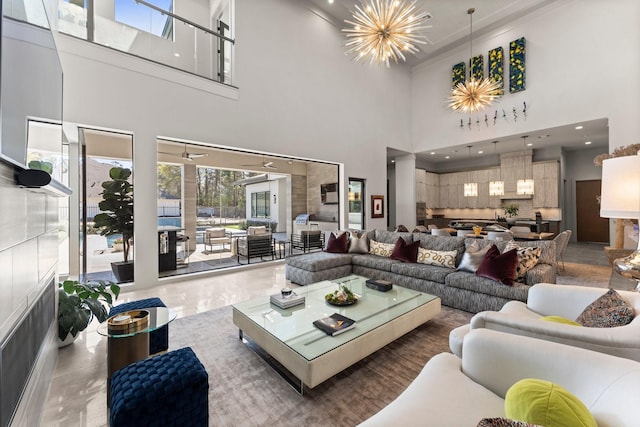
xmin=57 ymin=0 xmax=235 ymax=86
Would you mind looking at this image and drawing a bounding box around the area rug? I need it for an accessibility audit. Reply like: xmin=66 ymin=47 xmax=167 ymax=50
xmin=169 ymin=305 xmax=472 ymax=427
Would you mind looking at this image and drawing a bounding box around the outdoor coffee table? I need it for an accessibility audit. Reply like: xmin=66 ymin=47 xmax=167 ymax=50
xmin=232 ymin=275 xmax=441 ymax=394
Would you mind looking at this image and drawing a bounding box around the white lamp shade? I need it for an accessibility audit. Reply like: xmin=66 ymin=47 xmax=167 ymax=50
xmin=600 ymin=155 xmax=640 ymax=218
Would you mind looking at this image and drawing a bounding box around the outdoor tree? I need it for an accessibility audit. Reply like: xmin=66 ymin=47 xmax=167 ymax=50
xmin=157 ymin=164 xmax=182 ymax=197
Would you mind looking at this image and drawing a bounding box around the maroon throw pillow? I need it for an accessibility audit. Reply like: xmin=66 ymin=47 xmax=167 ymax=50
xmin=476 ymin=244 xmax=518 ymax=286
xmin=326 ymin=232 xmax=349 ymax=253
xmin=390 ymin=237 xmax=420 ymax=263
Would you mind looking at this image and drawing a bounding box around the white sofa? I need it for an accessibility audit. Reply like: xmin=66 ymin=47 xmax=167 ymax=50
xmin=359 ymin=329 xmax=640 ymax=427
xmin=449 ymin=283 xmax=640 ymax=361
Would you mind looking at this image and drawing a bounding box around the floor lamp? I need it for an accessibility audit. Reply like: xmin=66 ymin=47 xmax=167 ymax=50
xmin=600 ymin=154 xmax=640 ymax=290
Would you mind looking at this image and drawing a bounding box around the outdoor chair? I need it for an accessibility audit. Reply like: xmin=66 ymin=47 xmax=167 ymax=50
xmin=291 ymin=230 xmax=325 ymax=253
xmin=204 ymin=228 xmax=232 ymax=253
xmin=237 ymin=233 xmax=274 ymax=264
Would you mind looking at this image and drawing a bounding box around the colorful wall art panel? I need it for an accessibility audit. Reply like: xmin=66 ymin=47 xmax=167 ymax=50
xmin=452 ymin=62 xmax=465 ymax=88
xmin=488 ymin=46 xmax=504 ymax=95
xmin=470 ymin=54 xmax=483 ymax=80
xmin=509 ymin=37 xmax=526 ymax=93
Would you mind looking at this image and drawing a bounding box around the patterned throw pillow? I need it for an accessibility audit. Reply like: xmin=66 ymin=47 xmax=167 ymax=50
xmin=575 ymin=288 xmax=635 ymax=327
xmin=504 ymin=241 xmax=541 ymax=280
xmin=369 ymin=239 xmax=395 ymax=257
xmin=418 ymin=248 xmax=457 ymax=269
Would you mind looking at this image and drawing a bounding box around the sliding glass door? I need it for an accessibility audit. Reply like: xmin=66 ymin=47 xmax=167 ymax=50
xmin=348 ymin=178 xmax=365 ymax=231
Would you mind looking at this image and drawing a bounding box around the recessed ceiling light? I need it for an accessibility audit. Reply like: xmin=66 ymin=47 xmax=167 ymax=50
xmin=430 ymin=152 xmax=435 ymax=155
xmin=174 ymin=53 xmax=180 ymax=57
xmin=445 ymin=155 xmax=450 ymax=159
xmin=391 ymin=159 xmax=395 ymax=163
xmin=585 ymin=141 xmax=592 ymax=145
xmin=478 ymin=150 xmax=483 ymax=154
xmin=575 ymin=126 xmax=583 ymax=130
xmin=328 ymin=0 xmax=334 ymax=3
xmin=527 ymin=143 xmax=533 ymax=147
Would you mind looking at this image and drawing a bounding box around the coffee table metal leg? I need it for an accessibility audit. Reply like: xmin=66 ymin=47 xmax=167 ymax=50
xmin=238 ymin=329 xmax=305 ymax=395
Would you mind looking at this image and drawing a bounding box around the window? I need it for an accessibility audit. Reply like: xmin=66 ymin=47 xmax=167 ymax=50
xmin=251 ymin=191 xmax=270 ymax=218
xmin=115 ymin=0 xmax=174 ymax=39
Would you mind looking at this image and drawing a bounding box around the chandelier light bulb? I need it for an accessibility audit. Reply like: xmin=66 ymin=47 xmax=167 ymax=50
xmin=343 ymin=0 xmax=432 ymax=67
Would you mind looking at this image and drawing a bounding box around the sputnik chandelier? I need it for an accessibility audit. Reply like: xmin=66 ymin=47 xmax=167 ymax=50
xmin=448 ymin=8 xmax=501 ymax=113
xmin=343 ymin=0 xmax=431 ymax=67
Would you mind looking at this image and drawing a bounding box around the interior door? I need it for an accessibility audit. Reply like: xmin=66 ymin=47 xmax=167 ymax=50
xmin=576 ymin=179 xmax=609 ymax=243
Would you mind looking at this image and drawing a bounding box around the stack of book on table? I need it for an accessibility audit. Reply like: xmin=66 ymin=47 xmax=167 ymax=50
xmin=313 ymin=313 xmax=356 ymax=336
xmin=270 ymin=293 xmax=305 ymax=309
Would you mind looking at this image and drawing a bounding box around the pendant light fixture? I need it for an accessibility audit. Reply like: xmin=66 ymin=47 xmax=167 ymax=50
xmin=343 ymin=0 xmax=432 ymax=67
xmin=517 ymin=136 xmax=535 ymax=195
xmin=448 ymin=8 xmax=501 ymax=113
xmin=489 ymin=141 xmax=504 ymax=196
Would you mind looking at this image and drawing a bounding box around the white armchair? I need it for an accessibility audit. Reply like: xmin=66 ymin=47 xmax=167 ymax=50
xmin=450 ymin=283 xmax=640 ymax=361
xmin=361 ymin=329 xmax=640 ymax=427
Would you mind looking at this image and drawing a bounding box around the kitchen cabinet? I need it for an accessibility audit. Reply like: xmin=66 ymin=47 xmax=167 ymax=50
xmin=532 ymin=161 xmax=559 ymax=208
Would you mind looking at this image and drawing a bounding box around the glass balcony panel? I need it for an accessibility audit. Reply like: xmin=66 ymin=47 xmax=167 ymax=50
xmin=56 ymin=0 xmax=233 ymax=85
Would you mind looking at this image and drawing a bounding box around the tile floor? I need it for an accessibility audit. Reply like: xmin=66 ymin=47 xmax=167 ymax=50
xmin=41 ymin=241 xmax=611 ymax=426
xmin=42 ymin=262 xmax=294 ymax=427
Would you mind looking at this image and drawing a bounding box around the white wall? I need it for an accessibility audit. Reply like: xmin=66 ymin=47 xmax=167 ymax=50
xmin=55 ymin=0 xmax=412 ymax=288
xmin=411 ymin=0 xmax=640 ymax=154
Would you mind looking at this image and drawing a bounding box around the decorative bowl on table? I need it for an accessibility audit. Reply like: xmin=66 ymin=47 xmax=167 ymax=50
xmin=325 ymin=285 xmax=358 ymax=306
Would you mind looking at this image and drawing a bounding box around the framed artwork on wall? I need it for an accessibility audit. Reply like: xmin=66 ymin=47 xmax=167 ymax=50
xmin=371 ymin=195 xmax=384 ymax=218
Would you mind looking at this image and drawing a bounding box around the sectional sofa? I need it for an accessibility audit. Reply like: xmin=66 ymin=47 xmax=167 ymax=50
xmin=285 ymin=229 xmax=556 ymax=313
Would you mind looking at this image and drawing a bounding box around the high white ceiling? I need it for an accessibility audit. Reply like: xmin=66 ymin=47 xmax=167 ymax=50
xmin=303 ymin=0 xmax=609 ymax=169
xmin=304 ymin=0 xmax=554 ymax=67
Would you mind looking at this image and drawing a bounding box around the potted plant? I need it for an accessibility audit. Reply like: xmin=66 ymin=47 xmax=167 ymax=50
xmin=58 ymin=279 xmax=120 ymax=347
xmin=503 ymin=204 xmax=519 ymax=224
xmin=112 ymin=237 xmax=124 ymax=252
xmin=94 ymin=166 xmax=134 ymax=282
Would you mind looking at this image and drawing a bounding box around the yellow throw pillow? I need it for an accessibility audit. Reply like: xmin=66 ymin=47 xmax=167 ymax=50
xmin=505 ymin=379 xmax=596 ymax=427
xmin=540 ymin=316 xmax=583 ymax=327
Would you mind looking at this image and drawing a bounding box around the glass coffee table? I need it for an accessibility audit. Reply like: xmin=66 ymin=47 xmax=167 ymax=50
xmin=232 ymin=275 xmax=441 ymax=394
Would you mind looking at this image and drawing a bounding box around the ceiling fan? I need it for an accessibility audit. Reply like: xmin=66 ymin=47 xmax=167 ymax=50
xmin=242 ymin=157 xmax=277 ymax=169
xmin=158 ymin=143 xmax=208 ymax=161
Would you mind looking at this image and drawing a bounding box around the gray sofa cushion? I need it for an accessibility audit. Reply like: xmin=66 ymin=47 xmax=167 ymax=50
xmin=373 ymin=229 xmax=413 ymax=244
xmin=286 ymin=252 xmax=352 ymax=272
xmin=445 ymin=271 xmax=529 ymax=302
xmin=391 ymin=262 xmax=452 ymax=284
xmin=352 ymin=254 xmax=400 ymax=272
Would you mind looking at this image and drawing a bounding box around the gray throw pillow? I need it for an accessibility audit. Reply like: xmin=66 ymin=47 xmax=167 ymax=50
xmin=348 ymin=235 xmax=369 ymax=254
xmin=457 ymin=242 xmax=491 ymax=273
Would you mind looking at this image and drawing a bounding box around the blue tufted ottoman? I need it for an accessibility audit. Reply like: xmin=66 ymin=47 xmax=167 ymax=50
xmin=110 ymin=346 xmax=209 ymax=427
xmin=109 ymin=297 xmax=168 ymax=354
